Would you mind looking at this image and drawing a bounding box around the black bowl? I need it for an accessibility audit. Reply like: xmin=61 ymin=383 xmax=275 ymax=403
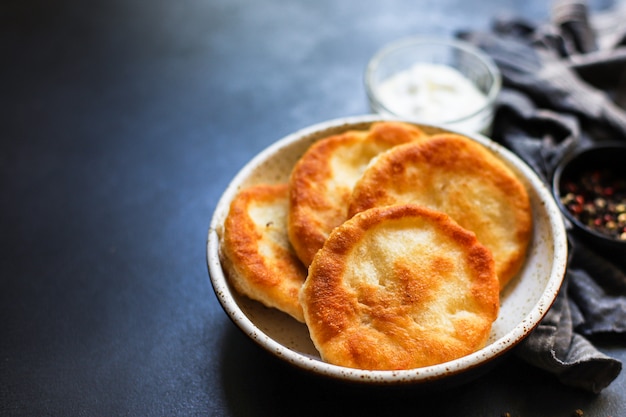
xmin=552 ymin=142 xmax=626 ymax=258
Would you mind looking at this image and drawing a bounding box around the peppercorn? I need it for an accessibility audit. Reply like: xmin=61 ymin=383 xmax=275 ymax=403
xmin=560 ymin=168 xmax=626 ymax=241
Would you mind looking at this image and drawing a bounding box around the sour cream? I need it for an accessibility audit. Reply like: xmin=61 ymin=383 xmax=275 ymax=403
xmin=375 ymin=63 xmax=491 ymax=133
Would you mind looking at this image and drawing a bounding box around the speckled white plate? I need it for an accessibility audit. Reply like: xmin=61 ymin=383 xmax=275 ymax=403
xmin=207 ymin=115 xmax=568 ymax=386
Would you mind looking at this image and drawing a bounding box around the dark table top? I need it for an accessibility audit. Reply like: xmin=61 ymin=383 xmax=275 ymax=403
xmin=2 ymin=0 xmax=625 ymax=415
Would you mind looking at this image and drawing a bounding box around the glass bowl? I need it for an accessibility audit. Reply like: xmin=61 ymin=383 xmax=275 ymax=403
xmin=365 ymin=37 xmax=501 ymax=134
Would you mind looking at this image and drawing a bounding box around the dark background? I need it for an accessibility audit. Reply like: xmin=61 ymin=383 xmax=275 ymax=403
xmin=2 ymin=0 xmax=625 ymax=415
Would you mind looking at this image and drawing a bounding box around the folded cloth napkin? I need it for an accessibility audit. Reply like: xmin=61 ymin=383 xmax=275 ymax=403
xmin=459 ymin=0 xmax=626 ymax=393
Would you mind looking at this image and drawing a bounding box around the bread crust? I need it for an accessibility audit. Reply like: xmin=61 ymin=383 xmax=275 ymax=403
xmin=300 ymin=204 xmax=499 ymax=370
xmin=348 ymin=133 xmax=532 ymax=289
xmin=288 ymin=122 xmax=426 ymax=266
xmin=221 ymin=183 xmax=307 ymax=322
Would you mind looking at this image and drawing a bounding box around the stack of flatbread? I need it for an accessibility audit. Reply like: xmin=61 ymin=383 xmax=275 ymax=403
xmin=220 ymin=121 xmax=532 ymax=370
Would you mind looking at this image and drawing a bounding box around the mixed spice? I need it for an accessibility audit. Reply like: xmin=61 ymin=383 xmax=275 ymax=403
xmin=560 ymin=168 xmax=626 ymax=241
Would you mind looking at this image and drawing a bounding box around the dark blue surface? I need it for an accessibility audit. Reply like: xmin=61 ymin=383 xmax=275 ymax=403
xmin=1 ymin=0 xmax=625 ymax=415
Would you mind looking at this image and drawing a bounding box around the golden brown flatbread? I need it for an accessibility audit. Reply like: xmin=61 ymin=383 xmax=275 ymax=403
xmin=348 ymin=133 xmax=532 ymax=289
xmin=221 ymin=183 xmax=307 ymax=322
xmin=288 ymin=121 xmax=427 ymax=266
xmin=300 ymin=204 xmax=499 ymax=370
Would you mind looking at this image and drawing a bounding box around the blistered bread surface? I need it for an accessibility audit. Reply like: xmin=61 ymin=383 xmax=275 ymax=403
xmin=300 ymin=204 xmax=500 ymax=370
xmin=288 ymin=121 xmax=427 ymax=266
xmin=348 ymin=133 xmax=532 ymax=289
xmin=221 ymin=183 xmax=307 ymax=322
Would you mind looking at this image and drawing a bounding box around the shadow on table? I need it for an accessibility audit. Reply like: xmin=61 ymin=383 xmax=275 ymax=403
xmin=217 ymin=319 xmax=610 ymax=417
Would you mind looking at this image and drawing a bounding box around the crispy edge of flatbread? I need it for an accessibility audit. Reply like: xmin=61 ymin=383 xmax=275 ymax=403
xmin=221 ymin=183 xmax=307 ymax=322
xmin=347 ymin=133 xmax=532 ymax=289
xmin=288 ymin=121 xmax=427 ymax=266
xmin=300 ymin=204 xmax=500 ymax=370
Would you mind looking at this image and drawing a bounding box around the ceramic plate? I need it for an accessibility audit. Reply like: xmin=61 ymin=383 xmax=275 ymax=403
xmin=207 ymin=115 xmax=568 ymax=386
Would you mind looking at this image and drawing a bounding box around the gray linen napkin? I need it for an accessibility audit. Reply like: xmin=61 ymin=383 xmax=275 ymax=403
xmin=459 ymin=0 xmax=626 ymax=393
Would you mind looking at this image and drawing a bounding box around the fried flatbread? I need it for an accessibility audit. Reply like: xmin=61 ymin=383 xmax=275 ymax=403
xmin=221 ymin=183 xmax=307 ymax=322
xmin=288 ymin=121 xmax=427 ymax=266
xmin=348 ymin=133 xmax=532 ymax=289
xmin=300 ymin=204 xmax=499 ymax=370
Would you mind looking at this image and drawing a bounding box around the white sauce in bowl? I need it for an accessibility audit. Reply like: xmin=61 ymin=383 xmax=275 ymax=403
xmin=376 ymin=63 xmax=489 ymax=132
